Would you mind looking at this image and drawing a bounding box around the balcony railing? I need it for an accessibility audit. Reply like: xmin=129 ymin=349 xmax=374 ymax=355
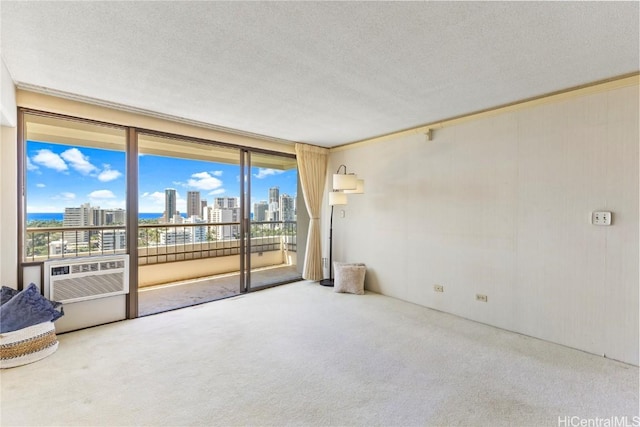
xmin=24 ymin=221 xmax=297 ymax=263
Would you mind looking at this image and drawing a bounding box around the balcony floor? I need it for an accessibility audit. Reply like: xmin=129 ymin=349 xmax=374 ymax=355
xmin=138 ymin=264 xmax=301 ymax=316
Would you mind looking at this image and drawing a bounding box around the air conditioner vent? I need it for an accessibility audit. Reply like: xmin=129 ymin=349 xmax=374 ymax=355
xmin=52 ymin=272 xmax=125 ymax=302
xmin=100 ymin=260 xmax=124 ymax=270
xmin=72 ymin=262 xmax=99 ymax=274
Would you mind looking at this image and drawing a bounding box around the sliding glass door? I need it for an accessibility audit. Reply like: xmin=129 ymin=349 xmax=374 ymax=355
xmin=137 ymin=133 xmax=244 ymax=315
xmin=18 ymin=109 xmax=304 ymax=320
xmin=245 ymin=151 xmax=301 ymax=291
xmin=136 ymin=134 xmax=301 ymax=314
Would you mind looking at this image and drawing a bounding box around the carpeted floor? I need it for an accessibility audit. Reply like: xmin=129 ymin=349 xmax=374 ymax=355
xmin=1 ymin=281 xmax=638 ymax=426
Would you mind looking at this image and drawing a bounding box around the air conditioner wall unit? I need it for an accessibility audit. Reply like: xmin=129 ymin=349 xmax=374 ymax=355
xmin=44 ymin=255 xmax=129 ymax=304
xmin=44 ymin=255 xmax=129 ymax=333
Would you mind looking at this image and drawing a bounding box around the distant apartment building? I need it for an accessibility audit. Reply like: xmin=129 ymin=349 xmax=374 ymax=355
xmin=161 ymin=215 xmax=206 ymax=244
xmin=105 ymin=209 xmax=125 ymax=225
xmin=63 ymin=202 xmax=92 ymax=243
xmin=48 ymin=240 xmax=67 ymax=256
xmin=203 ymin=205 xmax=240 ymax=240
xmin=268 ymin=186 xmax=280 ymax=223
xmin=169 ymin=215 xmax=184 ymax=224
xmin=268 ymin=202 xmax=279 ymax=222
xmin=159 ymin=228 xmax=192 ymax=245
xmin=186 ymin=191 xmax=201 ymax=218
xmin=93 ymin=208 xmax=126 ymax=226
xmin=92 ymin=208 xmax=105 ymax=227
xmin=163 ymin=188 xmax=178 ymax=222
xmin=185 ymin=216 xmax=207 ymax=243
xmin=269 ymin=186 xmax=279 ymax=204
xmin=253 ymin=201 xmax=268 ymax=222
xmin=64 ymin=203 xmax=126 ymax=244
xmin=200 ymin=200 xmax=208 ymax=218
xmin=279 ymin=194 xmax=295 ymax=222
xmin=99 ymin=230 xmax=126 ymax=251
xmin=213 ymin=197 xmax=238 ymax=209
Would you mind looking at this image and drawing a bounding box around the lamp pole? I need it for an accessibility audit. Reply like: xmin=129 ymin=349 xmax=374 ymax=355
xmin=319 ymin=205 xmax=335 ymax=287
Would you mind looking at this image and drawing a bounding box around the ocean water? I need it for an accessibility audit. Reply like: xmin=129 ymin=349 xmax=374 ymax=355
xmin=27 ymin=213 xmax=164 ymax=222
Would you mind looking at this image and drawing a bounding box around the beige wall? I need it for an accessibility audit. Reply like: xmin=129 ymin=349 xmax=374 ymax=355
xmin=328 ymin=80 xmax=639 ymax=365
xmin=0 ymin=125 xmax=18 ymax=287
xmin=139 ymin=251 xmax=292 ymax=287
xmin=1 ymin=57 xmax=17 ymax=126
xmin=16 ymin=90 xmax=295 ymax=155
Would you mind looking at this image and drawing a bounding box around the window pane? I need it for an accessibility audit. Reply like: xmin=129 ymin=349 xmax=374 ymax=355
xmin=23 ymin=113 xmax=127 ymax=261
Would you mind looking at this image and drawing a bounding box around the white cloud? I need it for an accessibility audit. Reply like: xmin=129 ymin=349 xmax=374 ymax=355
xmin=26 ymin=157 xmax=39 ymax=171
xmin=143 ymin=191 xmax=165 ymax=203
xmin=88 ymin=190 xmax=116 ymax=199
xmin=140 ymin=191 xmax=166 ymax=212
xmin=61 ymin=148 xmax=98 ymax=175
xmin=254 ymin=168 xmax=285 ymax=179
xmin=211 ymin=170 xmax=223 ymax=176
xmin=32 ymin=149 xmax=68 ymax=172
xmin=36 ymin=183 xmax=46 ymax=188
xmin=97 ymin=164 xmax=122 ymax=182
xmin=186 ymin=171 xmax=223 ymax=191
xmin=52 ymin=192 xmax=76 ymax=201
xmin=139 ymin=190 xmax=187 ymax=213
xmin=99 ymin=198 xmax=126 ymax=210
xmin=208 ymin=189 xmax=226 ymax=196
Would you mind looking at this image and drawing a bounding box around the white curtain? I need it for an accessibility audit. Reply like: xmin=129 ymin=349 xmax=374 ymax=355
xmin=295 ymin=143 xmax=328 ymax=281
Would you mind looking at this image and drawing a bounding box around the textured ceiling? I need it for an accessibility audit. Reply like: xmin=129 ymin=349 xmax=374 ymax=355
xmin=1 ymin=1 xmax=638 ymax=147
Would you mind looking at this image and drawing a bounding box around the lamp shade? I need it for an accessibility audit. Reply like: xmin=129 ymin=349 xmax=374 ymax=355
xmin=333 ymin=173 xmax=357 ymax=190
xmin=344 ymin=179 xmax=364 ymax=194
xmin=329 ymin=191 xmax=348 ymax=206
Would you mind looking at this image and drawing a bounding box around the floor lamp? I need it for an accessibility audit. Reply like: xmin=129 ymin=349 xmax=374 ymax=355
xmin=320 ymin=165 xmax=364 ymax=287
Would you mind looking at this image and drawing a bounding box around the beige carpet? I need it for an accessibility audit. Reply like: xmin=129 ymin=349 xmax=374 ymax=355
xmin=1 ymin=282 xmax=638 ymax=426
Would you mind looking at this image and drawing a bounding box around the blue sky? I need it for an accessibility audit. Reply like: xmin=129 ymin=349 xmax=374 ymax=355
xmin=26 ymin=141 xmax=297 ymax=213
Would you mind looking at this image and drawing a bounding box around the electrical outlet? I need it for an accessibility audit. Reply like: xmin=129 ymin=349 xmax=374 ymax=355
xmin=434 ymin=285 xmax=444 ymax=292
xmin=591 ymin=211 xmax=612 ymax=226
xmin=476 ymin=294 xmax=488 ymax=302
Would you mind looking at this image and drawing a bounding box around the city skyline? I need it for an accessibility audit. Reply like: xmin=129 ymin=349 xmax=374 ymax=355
xmin=25 ymin=140 xmax=298 ymax=213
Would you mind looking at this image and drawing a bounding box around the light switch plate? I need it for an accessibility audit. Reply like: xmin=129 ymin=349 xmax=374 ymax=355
xmin=592 ymin=211 xmax=612 ymax=226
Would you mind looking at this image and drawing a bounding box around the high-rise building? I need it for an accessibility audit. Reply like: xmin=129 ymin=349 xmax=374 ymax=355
xmin=279 ymin=194 xmax=295 ymax=222
xmin=268 ymin=202 xmax=279 ymax=222
xmin=187 ymin=191 xmax=201 ymax=218
xmin=99 ymin=230 xmax=127 ymax=251
xmin=160 ymin=216 xmax=206 ymax=245
xmin=63 ymin=203 xmax=127 ymax=245
xmin=105 ymin=209 xmax=125 ymax=225
xmin=203 ymin=206 xmax=240 ymax=240
xmin=63 ymin=202 xmax=92 ymax=242
xmin=268 ymin=187 xmax=280 ymax=224
xmin=91 ymin=208 xmax=125 ymax=226
xmin=159 ymin=229 xmax=192 ymax=245
xmin=253 ymin=201 xmax=268 ymax=222
xmin=269 ymin=187 xmax=279 ymax=204
xmin=92 ymin=208 xmax=106 ymax=227
xmin=164 ymin=188 xmax=178 ymax=222
xmin=200 ymin=200 xmax=208 ymax=218
xmin=214 ymin=197 xmax=238 ymax=209
xmin=185 ymin=216 xmax=207 ymax=243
